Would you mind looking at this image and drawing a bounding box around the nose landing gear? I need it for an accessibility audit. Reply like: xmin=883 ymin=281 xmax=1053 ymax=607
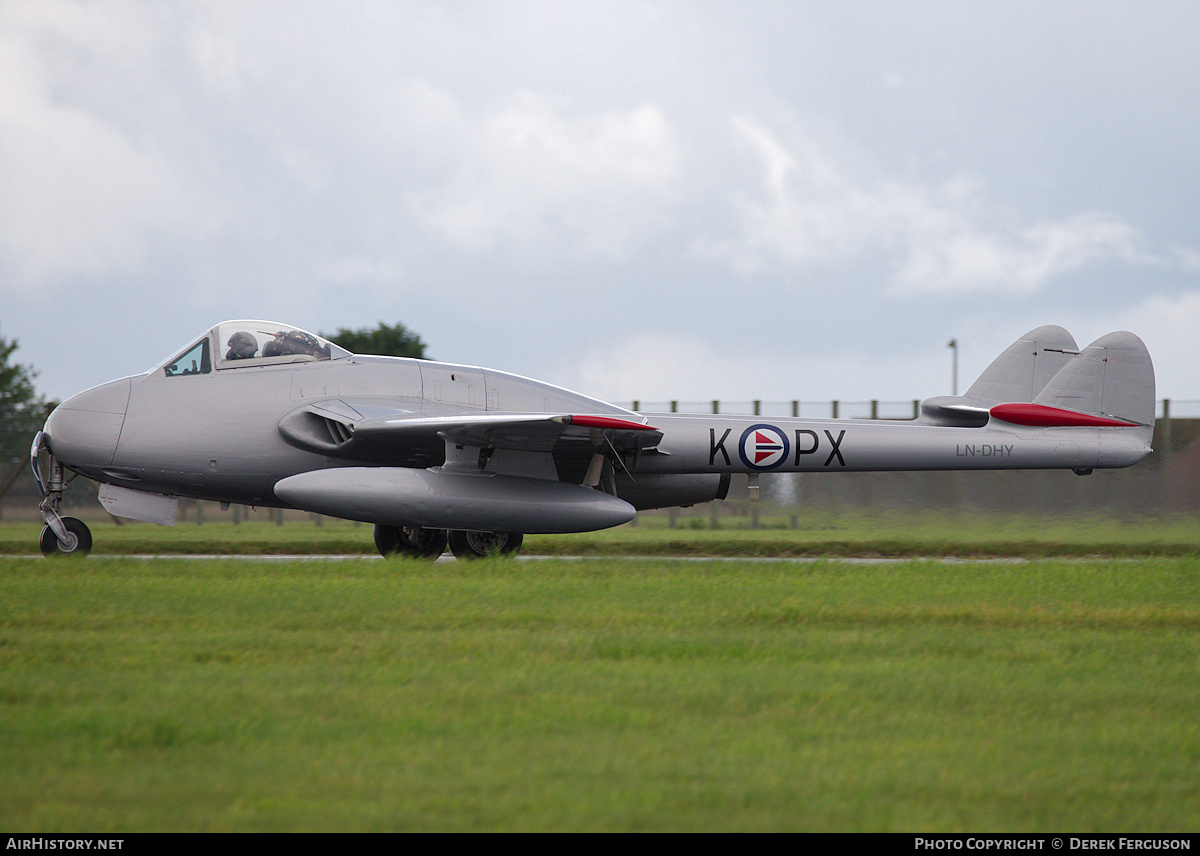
xmin=31 ymin=431 xmax=93 ymax=558
xmin=38 ymin=516 xmax=93 ymax=557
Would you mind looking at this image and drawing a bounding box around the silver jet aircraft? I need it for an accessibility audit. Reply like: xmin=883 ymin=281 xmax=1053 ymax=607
xmin=32 ymin=321 xmax=1155 ymax=558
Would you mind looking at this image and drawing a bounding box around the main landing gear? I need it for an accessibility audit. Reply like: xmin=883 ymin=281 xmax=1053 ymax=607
xmin=373 ymin=525 xmax=448 ymax=559
xmin=372 ymin=524 xmax=524 ymax=560
xmin=447 ymin=529 xmax=524 ymax=559
xmin=31 ymin=431 xmax=93 ymax=558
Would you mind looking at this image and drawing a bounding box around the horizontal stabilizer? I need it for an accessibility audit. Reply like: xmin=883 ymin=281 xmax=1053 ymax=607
xmin=989 ymin=402 xmax=1137 ymax=428
xmin=918 ymin=398 xmax=992 ymax=427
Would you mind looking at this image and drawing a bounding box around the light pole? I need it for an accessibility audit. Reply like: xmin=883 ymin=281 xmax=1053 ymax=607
xmin=948 ymin=339 xmax=958 ymax=395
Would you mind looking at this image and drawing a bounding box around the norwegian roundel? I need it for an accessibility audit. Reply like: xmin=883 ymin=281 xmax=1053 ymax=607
xmin=738 ymin=424 xmax=790 ymax=470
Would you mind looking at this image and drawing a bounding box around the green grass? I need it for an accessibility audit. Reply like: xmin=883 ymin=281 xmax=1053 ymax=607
xmin=534 ymin=510 xmax=1200 ymax=558
xmin=4 ymin=508 xmax=1200 ymax=557
xmin=2 ymin=554 xmax=1198 ymax=831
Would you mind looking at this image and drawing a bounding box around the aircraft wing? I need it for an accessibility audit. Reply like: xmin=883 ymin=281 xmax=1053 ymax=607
xmin=278 ymin=400 xmax=661 ymax=466
xmin=357 ymin=411 xmax=660 ymax=451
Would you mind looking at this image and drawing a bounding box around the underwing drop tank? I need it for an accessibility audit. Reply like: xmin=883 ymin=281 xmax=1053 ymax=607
xmin=274 ymin=466 xmax=636 ymax=533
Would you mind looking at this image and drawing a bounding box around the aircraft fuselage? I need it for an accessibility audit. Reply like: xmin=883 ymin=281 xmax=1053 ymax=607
xmin=33 ymin=320 xmax=1156 ymax=557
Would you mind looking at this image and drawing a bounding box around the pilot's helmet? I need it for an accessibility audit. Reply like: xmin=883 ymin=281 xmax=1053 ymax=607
xmin=279 ymin=330 xmax=330 ymax=358
xmin=226 ymin=331 xmax=258 ymax=360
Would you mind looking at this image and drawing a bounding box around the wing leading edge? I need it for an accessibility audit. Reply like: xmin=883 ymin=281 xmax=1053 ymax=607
xmin=278 ymin=401 xmax=661 ymax=464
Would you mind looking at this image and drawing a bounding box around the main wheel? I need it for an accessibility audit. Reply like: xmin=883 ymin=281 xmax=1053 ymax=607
xmin=39 ymin=517 xmax=93 ymax=558
xmin=373 ymin=524 xmax=447 ymax=559
xmin=447 ymin=530 xmax=524 ymax=559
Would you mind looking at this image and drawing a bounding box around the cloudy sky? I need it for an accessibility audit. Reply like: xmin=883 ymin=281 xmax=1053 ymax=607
xmin=3 ymin=0 xmax=1198 ymax=414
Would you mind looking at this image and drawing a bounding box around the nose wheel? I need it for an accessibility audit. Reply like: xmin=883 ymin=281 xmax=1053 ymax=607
xmin=39 ymin=517 xmax=93 ymax=557
xmin=31 ymin=431 xmax=93 ymax=558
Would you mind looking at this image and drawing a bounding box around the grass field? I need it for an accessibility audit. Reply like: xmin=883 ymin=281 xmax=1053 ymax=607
xmin=4 ymin=507 xmax=1200 ymax=558
xmin=2 ymin=524 xmax=1199 ymax=830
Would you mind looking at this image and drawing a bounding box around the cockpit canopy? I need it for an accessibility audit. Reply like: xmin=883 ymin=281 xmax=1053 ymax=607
xmin=159 ymin=321 xmax=351 ymax=378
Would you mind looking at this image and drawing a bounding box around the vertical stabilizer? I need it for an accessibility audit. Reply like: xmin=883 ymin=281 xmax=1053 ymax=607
xmin=919 ymin=325 xmax=1081 ymax=426
xmin=1033 ymin=331 xmax=1156 ymax=426
xmin=965 ymin=325 xmax=1080 ymax=403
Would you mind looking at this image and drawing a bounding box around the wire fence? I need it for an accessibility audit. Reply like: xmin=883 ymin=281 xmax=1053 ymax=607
xmin=626 ymin=399 xmax=1200 ymax=419
xmin=6 ymin=402 xmax=1199 ymax=526
xmin=8 ymin=421 xmax=1196 ymax=525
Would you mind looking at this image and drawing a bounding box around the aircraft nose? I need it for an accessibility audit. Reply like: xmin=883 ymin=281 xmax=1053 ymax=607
xmin=43 ymin=378 xmax=131 ymax=475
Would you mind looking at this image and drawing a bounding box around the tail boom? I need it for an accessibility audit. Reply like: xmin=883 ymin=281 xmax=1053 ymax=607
xmin=634 ymin=327 xmax=1155 ymax=477
xmin=634 ymin=412 xmax=1152 ymax=475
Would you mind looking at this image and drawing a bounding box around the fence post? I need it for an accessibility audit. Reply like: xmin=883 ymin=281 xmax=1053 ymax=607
xmin=831 ymin=400 xmax=839 ymax=419
xmin=1161 ymin=398 xmax=1172 ymax=461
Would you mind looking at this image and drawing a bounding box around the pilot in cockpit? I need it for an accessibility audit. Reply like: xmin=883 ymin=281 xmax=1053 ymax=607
xmin=263 ymin=330 xmax=331 ymax=359
xmin=226 ymin=331 xmax=259 ymax=360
